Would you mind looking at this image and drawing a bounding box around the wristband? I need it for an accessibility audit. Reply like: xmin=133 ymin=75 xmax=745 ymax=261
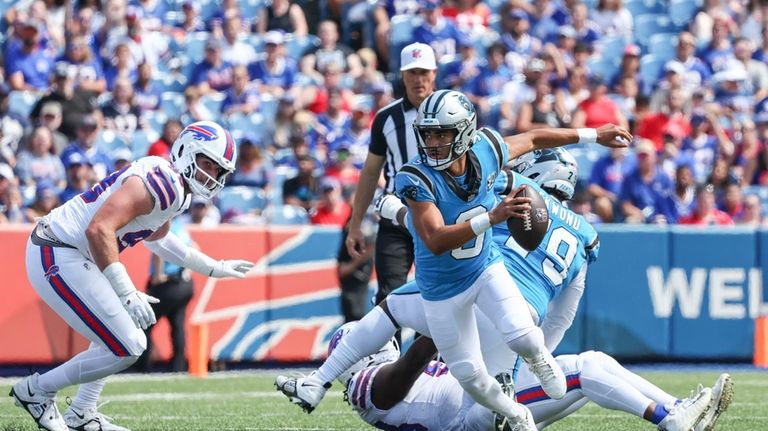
xmin=577 ymin=128 xmax=597 ymax=144
xmin=469 ymin=212 xmax=492 ymax=236
xmin=103 ymin=262 xmax=136 ymax=297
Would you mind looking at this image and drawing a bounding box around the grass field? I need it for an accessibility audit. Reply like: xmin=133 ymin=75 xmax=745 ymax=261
xmin=0 ymin=368 xmax=765 ymax=431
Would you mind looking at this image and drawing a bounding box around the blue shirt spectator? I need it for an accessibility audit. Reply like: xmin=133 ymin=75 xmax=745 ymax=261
xmin=59 ymin=151 xmax=93 ymax=203
xmin=589 ymin=149 xmax=637 ymax=197
xmin=248 ymin=57 xmax=298 ymax=91
xmin=5 ymin=21 xmax=55 ymax=91
xmin=191 ymin=39 xmax=233 ymax=92
xmin=413 ymin=1 xmax=467 ymax=62
xmin=620 ymin=141 xmax=677 ymax=223
xmin=221 ymin=66 xmax=260 ymax=117
xmin=60 ymin=115 xmax=114 ymax=180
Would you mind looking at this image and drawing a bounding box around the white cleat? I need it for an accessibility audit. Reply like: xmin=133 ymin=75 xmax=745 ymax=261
xmin=524 ymin=351 xmax=567 ymax=400
xmin=694 ymin=373 xmax=733 ymax=431
xmin=63 ymin=405 xmax=130 ymax=431
xmin=502 ymin=405 xmax=538 ymax=431
xmin=274 ymin=372 xmax=331 ymax=414
xmin=658 ymin=386 xmax=712 ymax=431
xmin=8 ymin=373 xmax=68 ymax=431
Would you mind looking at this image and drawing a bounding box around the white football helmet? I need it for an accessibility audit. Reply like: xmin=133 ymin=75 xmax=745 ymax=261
xmin=413 ymin=89 xmax=477 ymax=170
xmin=171 ymin=121 xmax=237 ymax=200
xmin=327 ymin=322 xmax=400 ymax=386
xmin=510 ymin=148 xmax=578 ymax=201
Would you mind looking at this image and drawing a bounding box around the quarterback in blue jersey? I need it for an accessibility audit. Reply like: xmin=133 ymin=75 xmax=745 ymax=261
xmin=391 ymin=89 xmax=631 ymax=429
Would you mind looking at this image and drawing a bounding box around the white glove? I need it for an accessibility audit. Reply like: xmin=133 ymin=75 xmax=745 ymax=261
xmin=120 ymin=291 xmax=160 ymax=330
xmin=103 ymin=262 xmax=160 ymax=330
xmin=209 ymin=259 xmax=254 ymax=278
xmin=374 ymin=194 xmax=405 ymax=223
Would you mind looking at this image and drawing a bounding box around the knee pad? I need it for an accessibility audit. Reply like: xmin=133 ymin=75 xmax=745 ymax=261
xmin=452 ymin=361 xmax=493 ymax=396
xmin=122 ymin=328 xmax=147 ymax=357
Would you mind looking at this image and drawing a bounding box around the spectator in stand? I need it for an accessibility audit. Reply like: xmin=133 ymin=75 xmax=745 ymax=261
xmin=571 ymin=2 xmax=600 ymax=50
xmin=700 ymin=12 xmax=735 ymax=73
xmin=60 ymin=114 xmax=113 ymax=179
xmin=222 ymin=16 xmax=258 ymax=67
xmin=147 ymin=119 xmax=183 ymax=160
xmin=326 ymin=146 xmax=361 ymax=189
xmin=650 ymin=61 xmax=693 ymax=113
xmin=104 ymin=42 xmax=138 ymax=92
xmin=104 ymin=6 xmax=169 ymax=68
xmin=707 ymin=158 xmax=737 ymax=200
xmin=551 ymin=25 xmax=577 ymax=70
xmin=133 ymin=62 xmax=162 ymax=112
xmin=328 ymin=98 xmax=372 ymax=168
xmin=466 ymin=42 xmax=515 ymax=120
xmin=736 ymin=194 xmax=765 ymax=225
xmin=58 ymin=151 xmax=93 ymax=204
xmin=570 ymin=189 xmax=603 ymax=224
xmin=23 ymin=180 xmax=59 ymax=222
xmin=102 ymin=78 xmax=144 ymax=141
xmin=673 ymin=32 xmax=711 ymax=91
xmin=517 ymin=77 xmax=563 ymax=132
xmin=316 ymin=89 xmax=352 ymax=140
xmin=249 ymin=31 xmax=298 ymax=99
xmin=755 ymin=25 xmax=768 ymax=64
xmin=657 ymin=122 xmax=695 ymax=180
xmin=720 ymin=181 xmax=744 ymax=220
xmin=31 ymin=62 xmax=98 ymax=140
xmin=178 ymin=195 xmax=222 ymax=227
xmin=266 ymin=95 xmax=299 ymax=151
xmin=609 ymin=44 xmax=645 ymax=96
xmin=0 ymin=163 xmax=23 ymax=223
xmin=336 ymin=211 xmax=375 ymax=322
xmin=499 ymin=58 xmax=543 ymax=133
xmin=556 ymin=66 xmax=589 ymax=122
xmin=36 ymin=102 xmax=68 ymax=154
xmin=413 ymin=0 xmax=467 ymax=63
xmin=526 ymin=0 xmax=564 ymax=42
xmin=311 ymin=176 xmax=351 ymax=226
xmin=283 ymin=154 xmax=319 ymax=212
xmin=612 ymin=76 xmax=640 ymax=123
xmin=620 ymin=139 xmax=677 ymax=224
xmin=682 ymin=112 xmax=734 ymax=183
xmin=5 ymin=19 xmax=55 ymax=91
xmin=588 ymin=147 xmax=636 ymax=222
xmin=302 ymin=20 xmax=361 ymax=81
xmin=352 ymin=49 xmax=387 ymax=96
xmin=371 ymin=81 xmax=394 ymax=114
xmin=173 ymin=1 xmax=205 ymax=37
xmin=15 ymin=126 xmax=66 ymax=188
xmin=672 ymin=164 xmax=696 ymax=221
xmin=228 ymin=136 xmax=274 ymax=193
xmin=57 ymin=35 xmax=105 ymax=95
xmin=305 ymin=63 xmax=355 ymax=115
xmin=733 ymin=37 xmax=768 ymax=103
xmin=572 ymin=74 xmax=629 ymax=130
xmin=191 ymin=38 xmax=234 ymax=94
xmin=499 ymin=9 xmax=542 ymax=69
xmin=256 ymin=0 xmax=308 ymax=36
xmin=134 ymin=0 xmax=168 ymax=32
xmin=591 ymin=0 xmax=632 ymax=38
xmin=446 ymin=0 xmax=492 ymax=39
xmin=221 ymin=66 xmax=260 ymax=118
xmin=205 ymin=0 xmax=241 ymax=35
xmin=679 ymin=184 xmax=734 ymax=225
xmin=740 ymin=119 xmax=762 ymax=185
xmin=637 ymin=88 xmax=690 ymax=151
xmin=111 ymin=147 xmax=133 ymax=171
xmin=440 ymin=36 xmax=482 ymax=90
xmin=181 ymin=86 xmax=215 ymax=124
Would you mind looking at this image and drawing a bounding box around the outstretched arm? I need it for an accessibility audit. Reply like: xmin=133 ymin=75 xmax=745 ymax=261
xmin=144 ymin=231 xmax=254 ymax=278
xmin=370 ymin=336 xmax=438 ymax=410
xmin=505 ymin=124 xmax=632 ymax=161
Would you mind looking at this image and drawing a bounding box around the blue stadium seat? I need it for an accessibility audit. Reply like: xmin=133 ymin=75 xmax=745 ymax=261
xmin=669 ymin=0 xmax=701 ymax=28
xmin=153 ymin=72 xmax=188 ymax=93
xmin=648 ymin=33 xmax=678 ymax=61
xmin=600 ymin=36 xmax=631 ymax=65
xmin=160 ymin=92 xmax=186 ymax=119
xmin=587 ymin=59 xmax=620 ymax=83
xmin=625 ymin=0 xmax=666 ymax=16
xmin=285 ymin=35 xmax=321 ymax=61
xmin=639 ymin=54 xmax=666 ymax=86
xmin=388 ymin=15 xmax=418 ymax=71
xmin=239 ymin=0 xmax=267 ymax=17
xmin=8 ymin=91 xmax=41 ymax=118
xmin=226 ymin=112 xmax=263 ymax=140
xmin=218 ymin=186 xmax=269 ymax=216
xmin=265 ymin=204 xmax=310 ymax=225
xmin=145 ymin=111 xmax=169 ymax=135
xmin=95 ymin=130 xmax=129 ymax=153
xmin=259 ymin=95 xmax=279 ymax=125
xmin=198 ymin=0 xmax=221 ymax=21
xmin=569 ymin=144 xmax=609 ymax=180
xmin=201 ymin=93 xmax=225 ymax=120
xmin=185 ymin=32 xmax=210 ymax=64
xmin=131 ymin=129 xmax=159 ymax=158
xmin=634 ymin=15 xmax=677 ymax=48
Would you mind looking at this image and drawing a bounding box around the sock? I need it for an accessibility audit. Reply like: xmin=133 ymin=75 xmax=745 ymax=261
xmin=596 ymin=351 xmax=678 ymax=407
xmin=37 ymin=343 xmax=137 ymax=393
xmin=650 ymin=403 xmax=671 ymax=424
xmin=506 ymin=327 xmax=546 ymax=359
xmin=315 ymin=306 xmax=397 ymax=385
xmin=70 ymin=378 xmax=107 ymax=412
xmin=579 ymin=351 xmax=651 ymax=417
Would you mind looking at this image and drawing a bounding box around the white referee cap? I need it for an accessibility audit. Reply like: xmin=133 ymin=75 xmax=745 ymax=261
xmin=400 ymin=42 xmax=437 ymax=71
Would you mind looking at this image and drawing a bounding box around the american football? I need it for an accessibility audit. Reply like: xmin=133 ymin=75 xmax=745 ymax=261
xmin=507 ymin=185 xmax=549 ymax=251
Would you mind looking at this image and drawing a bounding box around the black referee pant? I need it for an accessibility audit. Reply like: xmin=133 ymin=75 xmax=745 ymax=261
xmin=374 ymin=219 xmax=414 ymax=304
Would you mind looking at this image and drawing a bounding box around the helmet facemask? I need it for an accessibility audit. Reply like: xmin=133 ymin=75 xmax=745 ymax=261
xmin=414 ymin=90 xmax=477 ymax=171
xmin=171 ymin=121 xmax=237 ymax=200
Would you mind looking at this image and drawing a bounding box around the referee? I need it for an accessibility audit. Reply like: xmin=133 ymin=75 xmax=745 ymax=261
xmin=346 ymin=42 xmax=437 ymax=304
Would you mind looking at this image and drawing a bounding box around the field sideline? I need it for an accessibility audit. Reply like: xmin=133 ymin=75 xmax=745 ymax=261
xmin=1 ymin=368 xmax=766 ymax=431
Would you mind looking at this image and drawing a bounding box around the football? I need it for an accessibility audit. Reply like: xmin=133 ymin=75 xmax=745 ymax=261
xmin=506 ymin=186 xmax=549 ymax=251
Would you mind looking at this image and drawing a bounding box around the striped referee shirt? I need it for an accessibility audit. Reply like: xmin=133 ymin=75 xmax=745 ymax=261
xmin=369 ymin=97 xmax=420 ymax=193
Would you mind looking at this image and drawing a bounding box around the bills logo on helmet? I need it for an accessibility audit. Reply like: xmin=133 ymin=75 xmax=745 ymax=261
xmin=183 ymin=124 xmax=219 ymax=142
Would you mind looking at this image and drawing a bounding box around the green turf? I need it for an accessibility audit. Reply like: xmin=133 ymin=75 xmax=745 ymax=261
xmin=0 ymin=370 xmax=765 ymax=430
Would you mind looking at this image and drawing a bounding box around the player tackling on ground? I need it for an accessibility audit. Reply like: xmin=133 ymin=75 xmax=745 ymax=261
xmin=10 ymin=120 xmax=254 ymax=431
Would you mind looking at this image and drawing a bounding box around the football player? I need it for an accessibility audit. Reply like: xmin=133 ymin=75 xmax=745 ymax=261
xmin=10 ymin=121 xmax=255 ymax=431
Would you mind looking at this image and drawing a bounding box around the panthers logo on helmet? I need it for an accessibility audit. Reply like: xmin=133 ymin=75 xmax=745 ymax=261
xmin=182 ymin=124 xmax=219 ymax=142
xmin=457 ymin=94 xmax=474 ymax=114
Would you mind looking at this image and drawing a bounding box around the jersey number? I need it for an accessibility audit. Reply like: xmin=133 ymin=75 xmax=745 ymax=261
xmin=81 ymin=165 xmax=130 ymax=203
xmin=505 ymin=226 xmax=578 ymax=286
xmin=452 ymin=206 xmax=486 ymax=260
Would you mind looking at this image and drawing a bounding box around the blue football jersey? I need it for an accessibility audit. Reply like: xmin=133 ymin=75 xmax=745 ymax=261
xmin=491 ymin=169 xmax=599 ymax=321
xmin=395 ymin=128 xmax=508 ymax=301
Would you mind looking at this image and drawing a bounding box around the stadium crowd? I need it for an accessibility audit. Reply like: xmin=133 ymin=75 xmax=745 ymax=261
xmin=0 ymin=0 xmax=766 ymax=226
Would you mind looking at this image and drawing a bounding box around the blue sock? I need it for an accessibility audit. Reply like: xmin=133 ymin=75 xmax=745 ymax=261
xmin=650 ymin=403 xmax=670 ymax=424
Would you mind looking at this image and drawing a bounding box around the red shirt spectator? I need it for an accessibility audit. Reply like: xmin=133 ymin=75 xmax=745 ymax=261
xmin=310 ymin=177 xmax=351 ymax=227
xmin=572 ymin=74 xmax=628 ymax=130
xmin=678 ymin=184 xmax=734 ymax=225
xmin=146 ymin=119 xmax=183 ymax=160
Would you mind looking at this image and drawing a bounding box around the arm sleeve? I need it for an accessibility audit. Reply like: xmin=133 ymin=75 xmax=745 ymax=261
xmin=541 ymin=265 xmax=587 ymax=352
xmin=143 ymin=231 xmax=189 ymax=266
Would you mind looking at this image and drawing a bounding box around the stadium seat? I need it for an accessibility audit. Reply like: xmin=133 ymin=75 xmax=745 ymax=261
xmin=265 ymin=204 xmax=310 ymax=225
xmin=259 ymin=95 xmax=279 ymax=125
xmin=285 ymin=35 xmax=321 ymax=61
xmin=201 ymin=93 xmax=226 ymax=120
xmin=160 ymin=92 xmax=186 ymax=119
xmin=95 ymin=130 xmax=129 ymax=153
xmin=145 ymin=111 xmax=169 ymax=135
xmin=131 ymin=129 xmax=159 ymax=158
xmin=388 ymin=15 xmax=418 ymax=71
xmin=239 ymin=0 xmax=267 ymax=17
xmin=634 ymin=15 xmax=677 ymax=48
xmin=198 ymin=0 xmax=221 ymax=21
xmin=600 ymin=36 xmax=631 ymax=65
xmin=226 ymin=112 xmax=263 ymax=140
xmin=669 ymin=0 xmax=701 ymax=28
xmin=8 ymin=91 xmax=41 ymax=118
xmin=185 ymin=32 xmax=210 ymax=64
xmin=648 ymin=33 xmax=678 ymax=61
xmin=639 ymin=54 xmax=666 ymax=86
xmin=625 ymin=0 xmax=666 ymax=17
xmin=218 ymin=186 xmax=269 ymax=216
xmin=587 ymin=59 xmax=620 ymax=83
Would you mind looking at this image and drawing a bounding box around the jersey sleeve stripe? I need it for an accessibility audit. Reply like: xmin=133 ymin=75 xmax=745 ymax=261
xmin=351 ymin=368 xmax=367 ymax=407
xmin=146 ymin=173 xmax=169 ymax=210
xmin=479 ymin=127 xmax=504 ymax=171
xmin=400 ymin=165 xmax=435 ymax=197
xmin=356 ymin=367 xmax=377 ymax=409
xmin=502 ymin=168 xmax=515 ymax=196
xmin=154 ymin=168 xmax=178 ymax=206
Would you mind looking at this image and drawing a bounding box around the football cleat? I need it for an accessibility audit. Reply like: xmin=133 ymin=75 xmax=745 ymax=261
xmin=9 ymin=373 xmax=68 ymax=431
xmin=694 ymin=373 xmax=733 ymax=431
xmin=63 ymin=403 xmax=131 ymax=431
xmin=499 ymin=404 xmax=538 ymax=431
xmin=493 ymin=372 xmax=522 ymax=431
xmin=524 ymin=351 xmax=567 ymax=400
xmin=274 ymin=372 xmax=331 ymax=414
xmin=658 ymin=386 xmax=712 ymax=431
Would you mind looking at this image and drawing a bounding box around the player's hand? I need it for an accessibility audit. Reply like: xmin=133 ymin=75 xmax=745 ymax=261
xmin=489 ymin=185 xmax=531 ymax=224
xmin=374 ymin=194 xmax=405 ymax=222
xmin=120 ymin=291 xmax=159 ymax=330
xmin=210 ymin=260 xmax=255 ymax=278
xmin=596 ymin=124 xmax=633 ymax=148
xmin=345 ymin=225 xmax=366 ymax=259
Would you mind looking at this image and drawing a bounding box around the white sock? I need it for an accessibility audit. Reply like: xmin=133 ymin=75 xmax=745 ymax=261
xmin=71 ymin=378 xmax=107 ymax=412
xmin=37 ymin=343 xmax=138 ymax=393
xmin=579 ymin=351 xmax=652 ymax=417
xmin=507 ymin=327 xmax=546 ymax=359
xmin=594 ymin=351 xmax=678 ymax=406
xmin=315 ymin=306 xmax=396 ymax=385
xmin=454 ymin=369 xmax=527 ymax=421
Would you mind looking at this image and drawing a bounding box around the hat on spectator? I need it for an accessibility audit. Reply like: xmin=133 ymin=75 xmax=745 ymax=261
xmin=400 ymin=42 xmax=437 ymax=71
xmin=690 ymin=113 xmax=707 ymax=127
xmin=352 ymin=96 xmax=372 ymax=113
xmin=634 ymin=139 xmax=656 ymax=155
xmin=35 ymin=180 xmax=57 ymax=200
xmin=111 ymin=147 xmax=133 ymax=163
xmin=79 ymin=114 xmax=98 ymax=129
xmin=0 ymin=163 xmax=13 ymax=181
xmin=41 ymin=102 xmax=62 ymax=117
xmin=587 ymin=73 xmax=605 ymax=87
xmin=420 ymin=0 xmax=441 ymax=10
xmin=509 ymin=9 xmax=529 ymax=20
xmin=526 ymin=58 xmax=546 ymax=73
xmin=63 ymin=151 xmax=92 ymax=169
xmin=264 ymin=30 xmax=285 ymax=46
xmin=320 ymin=176 xmax=341 ymax=193
xmin=662 ymin=123 xmax=685 ymax=140
xmin=623 ymin=44 xmax=641 ymax=57
xmin=664 ymin=60 xmax=686 ymax=75
xmin=713 ymin=61 xmax=748 ymax=83
xmin=54 ymin=62 xmax=76 ymax=79
xmin=558 ymin=26 xmax=577 ymax=39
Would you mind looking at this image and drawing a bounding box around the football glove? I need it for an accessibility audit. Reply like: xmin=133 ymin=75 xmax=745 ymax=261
xmin=120 ymin=291 xmax=159 ymax=330
xmin=209 ymin=259 xmax=255 ymax=278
